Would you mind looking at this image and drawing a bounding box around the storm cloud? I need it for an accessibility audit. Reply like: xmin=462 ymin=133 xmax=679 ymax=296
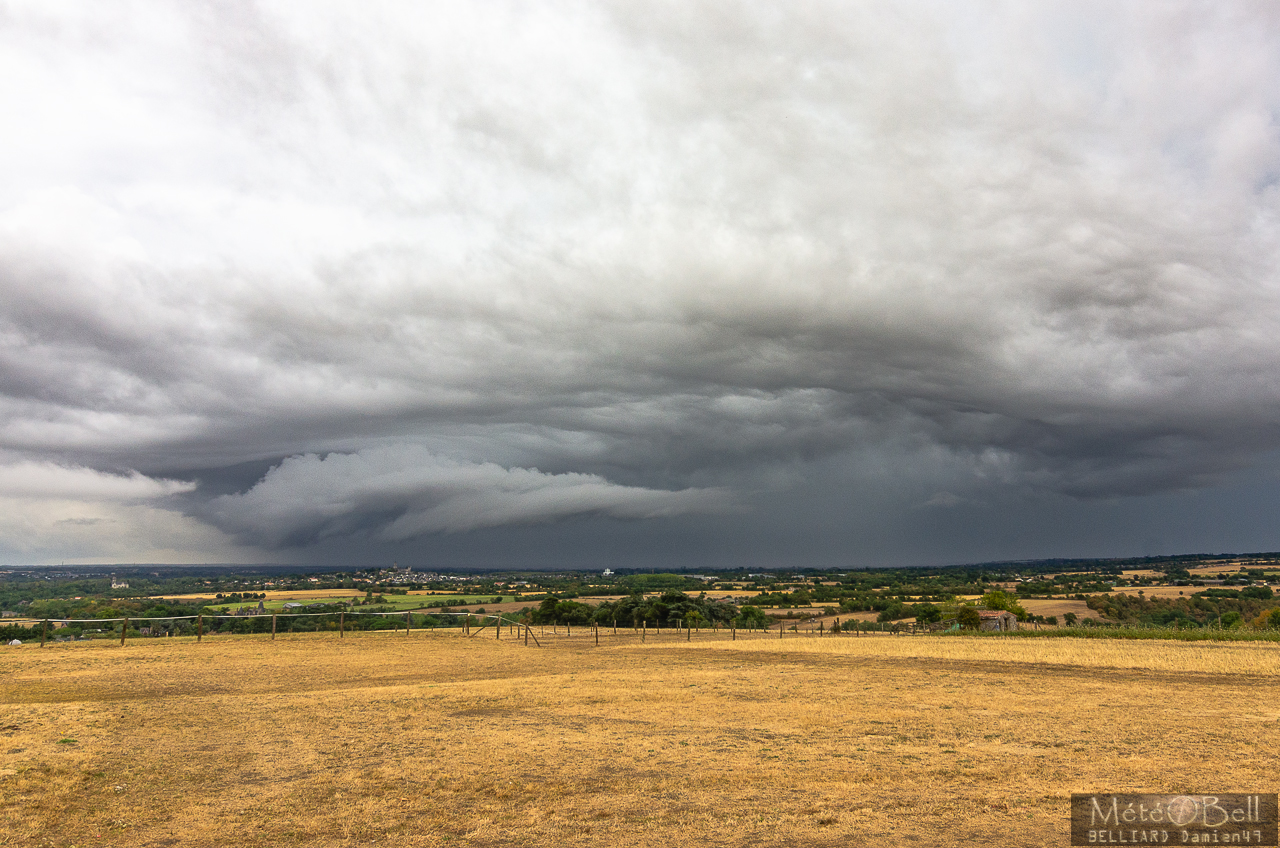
xmin=2 ymin=2 xmax=1279 ymax=565
xmin=207 ymin=446 xmax=733 ymax=547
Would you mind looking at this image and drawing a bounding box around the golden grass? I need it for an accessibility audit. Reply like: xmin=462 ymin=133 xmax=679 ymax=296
xmin=1107 ymin=586 xmax=1199 ymax=599
xmin=2 ymin=631 xmax=1277 ymax=847
xmin=1121 ymin=565 xmax=1258 ymax=579
xmin=1016 ymin=598 xmax=1097 ymax=620
xmin=655 ymin=630 xmax=1280 ymax=675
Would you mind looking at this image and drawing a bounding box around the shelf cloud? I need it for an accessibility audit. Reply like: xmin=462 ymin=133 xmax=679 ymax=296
xmin=207 ymin=447 xmax=734 ymax=548
xmin=2 ymin=2 xmax=1279 ymax=564
xmin=0 ymin=461 xmax=194 ymax=502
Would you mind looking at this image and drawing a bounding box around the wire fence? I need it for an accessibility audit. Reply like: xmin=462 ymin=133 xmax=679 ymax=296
xmin=12 ymin=609 xmax=1265 ymax=648
xmin=0 ymin=610 xmax=922 ymax=649
xmin=0 ymin=610 xmax=554 ymax=647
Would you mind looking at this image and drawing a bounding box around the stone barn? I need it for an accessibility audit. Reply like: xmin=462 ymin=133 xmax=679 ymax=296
xmin=978 ymin=610 xmax=1018 ymax=631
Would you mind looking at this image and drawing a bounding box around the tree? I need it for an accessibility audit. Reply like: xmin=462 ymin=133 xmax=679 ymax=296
xmin=877 ymin=602 xmax=908 ymax=623
xmin=914 ymin=603 xmax=942 ymax=624
xmin=531 ymin=595 xmax=594 ymax=625
xmin=956 ymin=605 xmax=981 ymax=630
xmin=1063 ymin=612 xmax=1077 ymax=625
xmin=1252 ymin=608 xmax=1280 ymax=630
xmin=980 ymin=590 xmax=1027 ymax=620
xmin=735 ymin=606 xmax=770 ymax=629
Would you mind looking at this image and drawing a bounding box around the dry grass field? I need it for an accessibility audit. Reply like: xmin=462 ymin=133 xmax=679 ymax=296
xmin=1187 ymin=564 xmax=1264 ymax=575
xmin=1107 ymin=586 xmax=1201 ymax=599
xmin=2 ymin=630 xmax=1278 ymax=847
xmin=1016 ymin=598 xmax=1097 ymax=620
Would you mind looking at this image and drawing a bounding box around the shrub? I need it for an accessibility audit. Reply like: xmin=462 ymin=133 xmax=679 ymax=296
xmin=1252 ymin=608 xmax=1280 ymax=630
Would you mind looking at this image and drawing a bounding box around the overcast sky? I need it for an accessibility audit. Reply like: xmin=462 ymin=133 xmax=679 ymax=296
xmin=2 ymin=1 xmax=1280 ymax=569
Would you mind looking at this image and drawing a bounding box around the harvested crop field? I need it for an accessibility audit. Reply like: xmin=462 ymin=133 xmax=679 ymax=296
xmin=1106 ymin=586 xmax=1203 ymax=599
xmin=1015 ymin=598 xmax=1098 ymax=620
xmin=2 ymin=631 xmax=1277 ymax=847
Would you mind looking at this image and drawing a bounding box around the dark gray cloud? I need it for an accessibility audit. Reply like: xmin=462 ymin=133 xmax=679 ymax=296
xmin=1 ymin=1 xmax=1279 ymax=564
xmin=205 ymin=446 xmax=734 ymax=548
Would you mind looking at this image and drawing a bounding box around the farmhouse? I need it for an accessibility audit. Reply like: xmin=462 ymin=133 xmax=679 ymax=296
xmin=978 ymin=610 xmax=1018 ymax=631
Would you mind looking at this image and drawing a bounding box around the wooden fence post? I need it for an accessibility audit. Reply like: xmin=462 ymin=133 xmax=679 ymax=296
xmin=686 ymin=622 xmax=691 ymax=642
xmin=406 ymin=612 xmax=411 ymax=635
xmin=339 ymin=611 xmax=345 ymax=639
xmin=272 ymin=614 xmax=277 ymax=640
xmin=613 ymin=619 xmax=617 ymax=635
xmin=197 ymin=614 xmax=203 ymax=642
xmin=121 ymin=617 xmax=128 ymax=646
xmin=594 ymin=625 xmax=599 ymax=647
xmin=524 ymin=624 xmax=529 ymax=646
xmin=642 ymin=620 xmax=646 ymax=643
xmin=41 ymin=619 xmax=48 ymax=647
xmin=496 ymin=615 xmax=500 ymax=640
